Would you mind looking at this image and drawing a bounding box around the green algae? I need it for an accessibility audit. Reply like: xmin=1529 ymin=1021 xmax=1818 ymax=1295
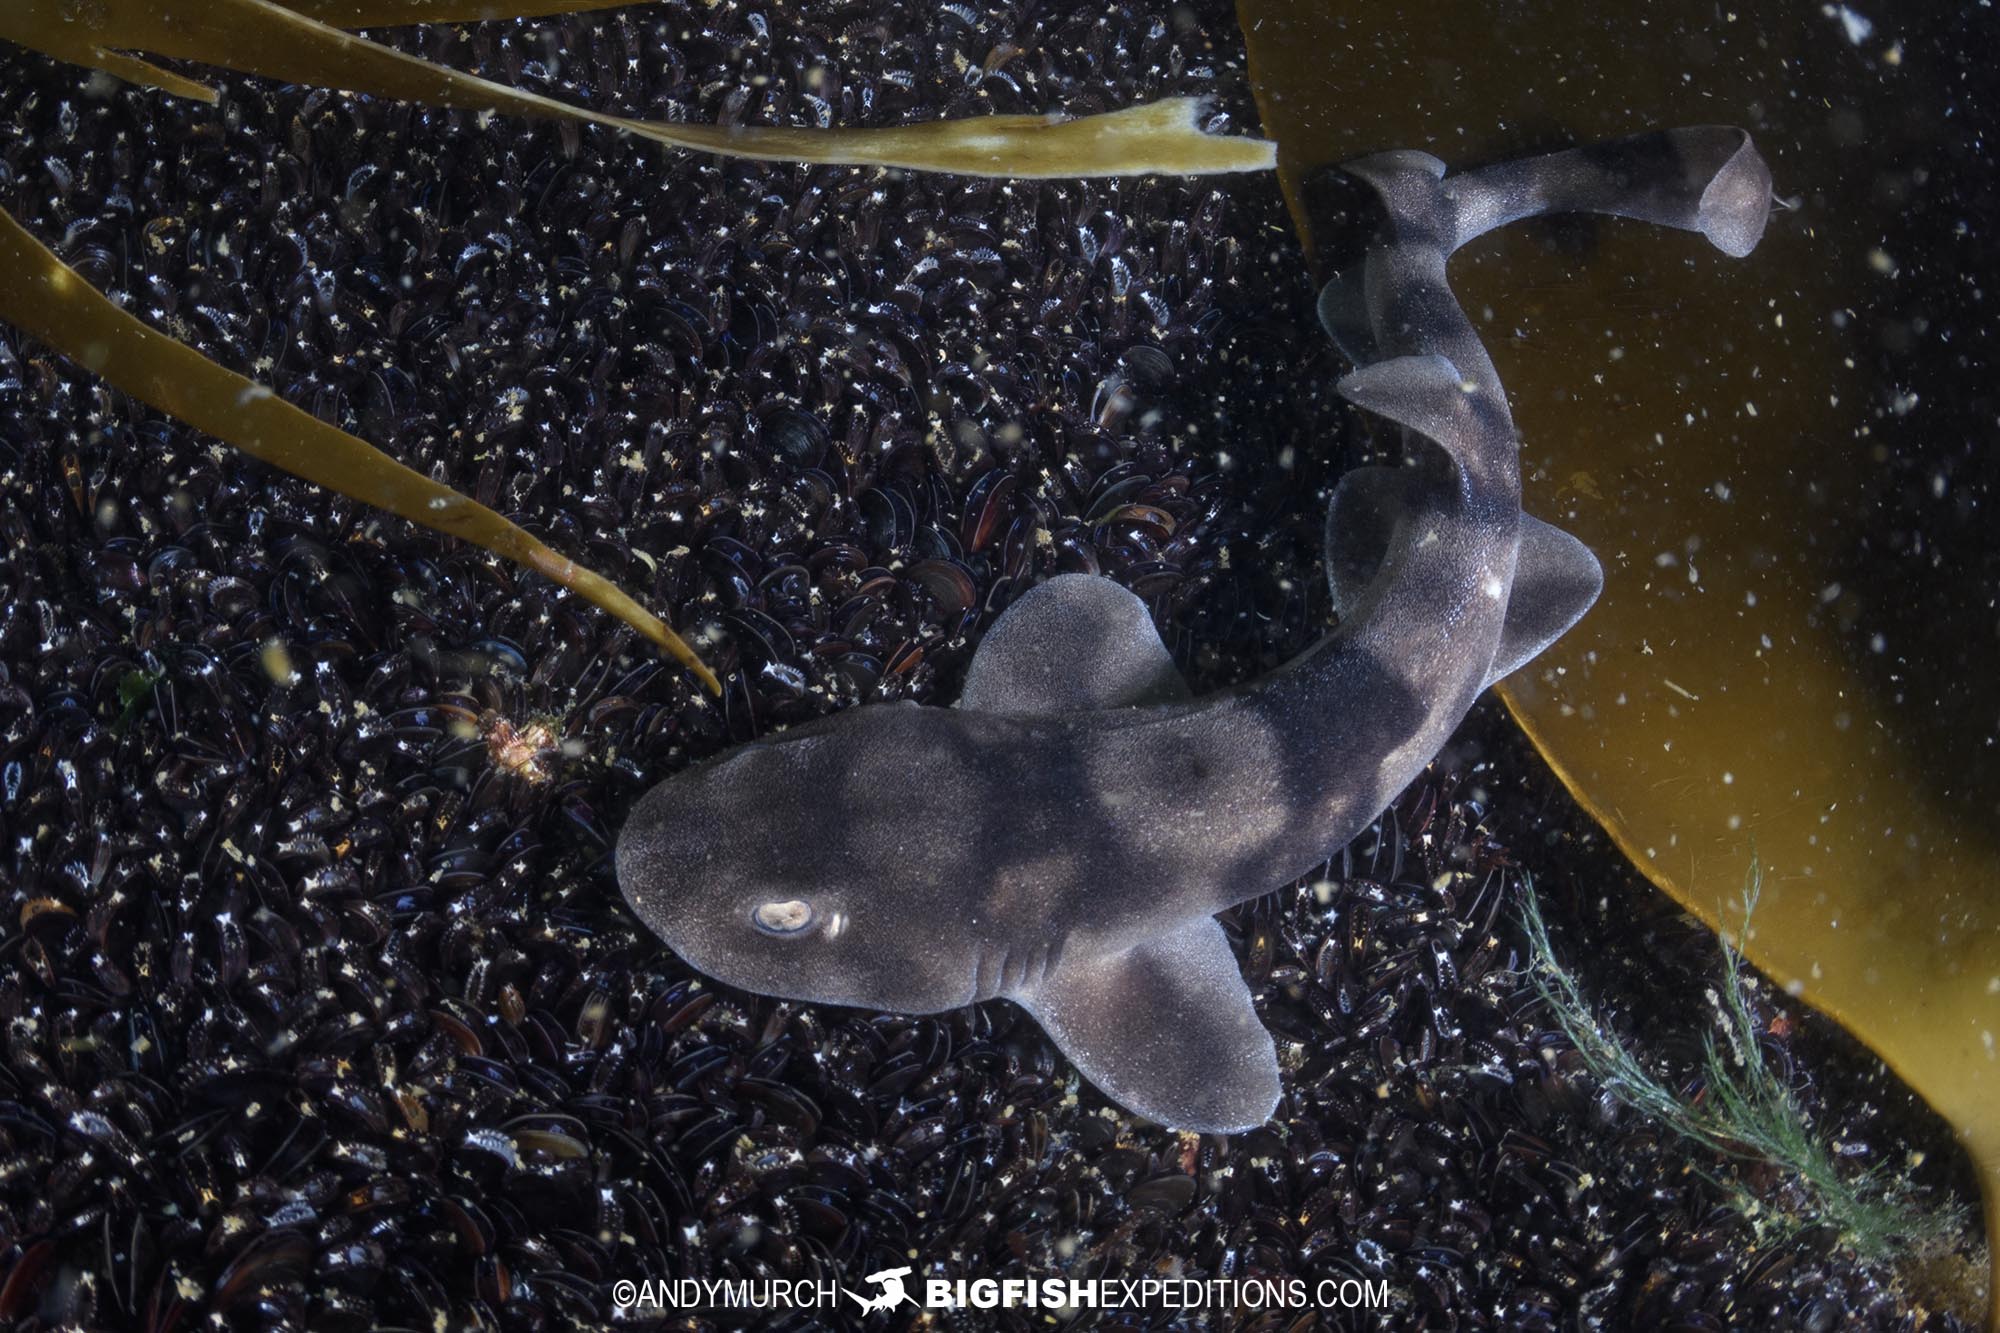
xmin=1238 ymin=1 xmax=1997 ymax=1321
xmin=1523 ymin=869 xmax=1964 ymax=1265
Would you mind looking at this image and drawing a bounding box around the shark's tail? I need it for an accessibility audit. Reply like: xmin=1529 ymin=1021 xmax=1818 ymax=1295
xmin=1443 ymin=126 xmax=1775 ymax=258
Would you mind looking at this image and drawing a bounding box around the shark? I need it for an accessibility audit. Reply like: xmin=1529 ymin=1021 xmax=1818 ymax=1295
xmin=617 ymin=126 xmax=1773 ymax=1133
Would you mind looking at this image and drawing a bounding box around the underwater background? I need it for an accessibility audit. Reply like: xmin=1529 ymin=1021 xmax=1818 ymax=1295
xmin=1 ymin=1 xmax=1994 ymax=1329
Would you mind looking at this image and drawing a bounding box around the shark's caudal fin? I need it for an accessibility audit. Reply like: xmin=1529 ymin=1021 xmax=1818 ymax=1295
xmin=1323 ymin=466 xmax=1603 ymax=687
xmin=957 ymin=573 xmax=1190 ymax=713
xmin=1012 ymin=918 xmax=1280 ymax=1134
xmin=1444 ymin=126 xmax=1774 ymax=260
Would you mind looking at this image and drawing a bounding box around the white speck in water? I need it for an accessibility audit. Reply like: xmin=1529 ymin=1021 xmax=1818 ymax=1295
xmin=1827 ymin=4 xmax=1873 ymax=44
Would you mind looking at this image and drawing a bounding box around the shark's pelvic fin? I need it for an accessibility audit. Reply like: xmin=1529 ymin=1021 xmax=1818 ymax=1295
xmin=1323 ymin=468 xmax=1602 ymax=686
xmin=1321 ymin=464 xmax=1409 ymax=619
xmin=1486 ymin=514 xmax=1603 ymax=686
xmin=1013 ymin=917 xmax=1279 ymax=1134
xmin=957 ymin=573 xmax=1190 ymax=713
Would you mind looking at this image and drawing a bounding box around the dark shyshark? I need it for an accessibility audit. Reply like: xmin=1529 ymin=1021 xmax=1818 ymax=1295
xmin=617 ymin=127 xmax=1773 ymax=1133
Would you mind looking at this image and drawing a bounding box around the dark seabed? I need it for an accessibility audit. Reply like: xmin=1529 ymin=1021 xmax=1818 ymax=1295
xmin=0 ymin=3 xmax=1988 ymax=1330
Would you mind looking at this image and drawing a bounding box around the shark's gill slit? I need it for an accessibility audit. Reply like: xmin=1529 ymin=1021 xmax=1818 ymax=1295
xmin=617 ymin=126 xmax=1773 ymax=1135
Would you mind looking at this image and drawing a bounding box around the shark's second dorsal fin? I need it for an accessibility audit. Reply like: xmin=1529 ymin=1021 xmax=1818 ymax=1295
xmin=1339 ymin=147 xmax=1448 ymax=206
xmin=1323 ymin=466 xmax=1603 ymax=686
xmin=1335 ymin=353 xmax=1485 ymax=451
xmin=957 ymin=573 xmax=1190 ymax=714
xmin=1012 ymin=917 xmax=1280 ymax=1134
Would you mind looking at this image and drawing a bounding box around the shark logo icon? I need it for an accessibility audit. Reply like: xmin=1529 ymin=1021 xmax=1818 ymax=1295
xmin=842 ymin=1265 xmax=915 ymax=1314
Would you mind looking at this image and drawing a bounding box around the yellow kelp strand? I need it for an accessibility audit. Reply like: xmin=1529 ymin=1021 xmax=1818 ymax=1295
xmin=0 ymin=0 xmax=1275 ymax=177
xmin=280 ymin=1 xmax=634 ymax=25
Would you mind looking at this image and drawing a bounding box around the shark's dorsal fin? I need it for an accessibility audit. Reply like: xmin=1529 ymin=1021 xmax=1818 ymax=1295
xmin=1012 ymin=918 xmax=1279 ymax=1134
xmin=1316 ymin=261 xmax=1379 ymax=367
xmin=1486 ymin=513 xmax=1603 ymax=686
xmin=957 ymin=573 xmax=1190 ymax=714
xmin=1323 ymin=467 xmax=1602 ymax=686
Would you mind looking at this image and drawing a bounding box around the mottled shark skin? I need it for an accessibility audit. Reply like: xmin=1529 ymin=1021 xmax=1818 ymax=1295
xmin=618 ymin=126 xmax=1773 ymax=1133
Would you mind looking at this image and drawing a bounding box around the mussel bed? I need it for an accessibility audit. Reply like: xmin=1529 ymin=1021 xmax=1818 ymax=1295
xmin=0 ymin=3 xmax=1980 ymax=1329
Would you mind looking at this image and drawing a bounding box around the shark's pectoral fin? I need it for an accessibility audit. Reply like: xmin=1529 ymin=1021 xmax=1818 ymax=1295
xmin=1486 ymin=514 xmax=1604 ymax=686
xmin=957 ymin=573 xmax=1190 ymax=714
xmin=1013 ymin=918 xmax=1279 ymax=1134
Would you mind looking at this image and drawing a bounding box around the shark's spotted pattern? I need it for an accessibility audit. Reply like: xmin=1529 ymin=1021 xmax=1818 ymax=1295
xmin=618 ymin=127 xmax=1773 ymax=1132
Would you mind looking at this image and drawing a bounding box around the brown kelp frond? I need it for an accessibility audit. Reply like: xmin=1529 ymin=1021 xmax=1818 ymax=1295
xmin=1519 ymin=870 xmax=1965 ymax=1265
xmin=0 ymin=203 xmax=721 ymax=695
xmin=0 ymin=0 xmax=1274 ymax=178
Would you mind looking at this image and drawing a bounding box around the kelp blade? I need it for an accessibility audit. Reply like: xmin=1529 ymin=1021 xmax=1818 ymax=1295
xmin=1238 ymin=0 xmax=1996 ymax=1321
xmin=0 ymin=0 xmax=1274 ymax=177
xmin=281 ymin=1 xmax=634 ymax=24
xmin=0 ymin=204 xmax=720 ymax=694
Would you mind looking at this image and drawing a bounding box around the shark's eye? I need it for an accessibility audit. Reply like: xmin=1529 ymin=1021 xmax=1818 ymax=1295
xmin=752 ymin=899 xmax=814 ymax=935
